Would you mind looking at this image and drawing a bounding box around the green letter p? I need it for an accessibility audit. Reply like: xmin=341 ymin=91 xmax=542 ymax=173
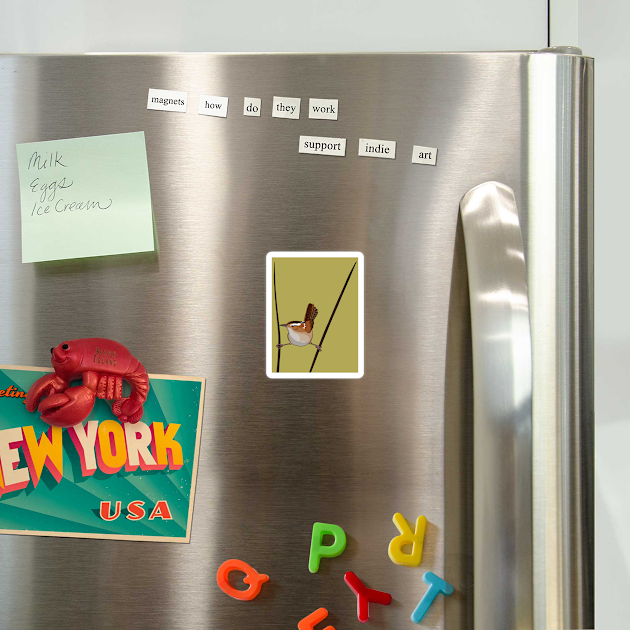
xmin=308 ymin=522 xmax=347 ymax=573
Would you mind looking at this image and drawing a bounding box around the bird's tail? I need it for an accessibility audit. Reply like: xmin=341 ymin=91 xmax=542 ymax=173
xmin=305 ymin=303 xmax=318 ymax=321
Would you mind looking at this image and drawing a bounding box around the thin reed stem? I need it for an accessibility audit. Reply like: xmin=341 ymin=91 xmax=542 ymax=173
xmin=274 ymin=263 xmax=281 ymax=372
xmin=310 ymin=261 xmax=357 ymax=373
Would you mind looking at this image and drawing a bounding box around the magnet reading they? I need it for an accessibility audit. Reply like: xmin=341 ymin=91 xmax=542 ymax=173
xmin=388 ymin=512 xmax=427 ymax=567
xmin=216 ymin=559 xmax=269 ymax=601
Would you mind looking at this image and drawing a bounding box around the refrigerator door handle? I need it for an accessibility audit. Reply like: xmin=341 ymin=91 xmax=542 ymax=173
xmin=460 ymin=181 xmax=533 ymax=629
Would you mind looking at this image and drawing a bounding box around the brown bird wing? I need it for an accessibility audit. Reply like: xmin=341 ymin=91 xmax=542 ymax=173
xmin=304 ymin=303 xmax=318 ymax=322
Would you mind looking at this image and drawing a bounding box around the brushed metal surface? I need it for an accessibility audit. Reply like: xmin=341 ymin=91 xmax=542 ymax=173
xmin=460 ymin=182 xmax=533 ymax=630
xmin=0 ymin=52 xmax=593 ymax=629
xmin=526 ymin=52 xmax=595 ymax=629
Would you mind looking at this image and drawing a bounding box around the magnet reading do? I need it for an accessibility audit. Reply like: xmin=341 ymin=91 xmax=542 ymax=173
xmin=244 ymin=97 xmax=262 ymax=117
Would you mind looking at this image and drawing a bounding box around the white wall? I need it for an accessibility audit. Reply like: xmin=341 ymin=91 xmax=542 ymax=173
xmin=576 ymin=2 xmax=629 ymax=627
xmin=0 ymin=0 xmax=547 ymax=53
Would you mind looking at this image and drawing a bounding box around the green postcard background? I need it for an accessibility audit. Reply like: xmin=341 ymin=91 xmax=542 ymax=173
xmin=0 ymin=367 xmax=203 ymax=541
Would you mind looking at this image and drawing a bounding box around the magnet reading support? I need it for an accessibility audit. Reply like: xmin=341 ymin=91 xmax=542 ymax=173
xmin=344 ymin=571 xmax=392 ymax=622
xmin=216 ymin=559 xmax=269 ymax=601
xmin=410 ymin=571 xmax=454 ymax=624
xmin=388 ymin=512 xmax=427 ymax=567
xmin=298 ymin=607 xmax=335 ymax=630
xmin=308 ymin=522 xmax=347 ymax=573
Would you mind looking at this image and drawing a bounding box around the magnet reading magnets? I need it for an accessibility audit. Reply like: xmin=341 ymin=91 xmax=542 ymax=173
xmin=216 ymin=559 xmax=269 ymax=601
xmin=25 ymin=338 xmax=149 ymax=428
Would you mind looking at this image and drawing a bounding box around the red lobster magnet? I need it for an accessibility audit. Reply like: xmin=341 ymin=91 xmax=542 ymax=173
xmin=26 ymin=338 xmax=149 ymax=428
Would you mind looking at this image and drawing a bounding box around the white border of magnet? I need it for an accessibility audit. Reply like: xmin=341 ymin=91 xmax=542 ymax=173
xmin=266 ymin=251 xmax=364 ymax=379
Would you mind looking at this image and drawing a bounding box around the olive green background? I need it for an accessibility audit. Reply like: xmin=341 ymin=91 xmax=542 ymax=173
xmin=271 ymin=257 xmax=359 ymax=373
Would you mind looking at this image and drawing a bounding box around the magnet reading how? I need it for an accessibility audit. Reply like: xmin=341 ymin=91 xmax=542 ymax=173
xmin=309 ymin=522 xmax=347 ymax=573
xmin=358 ymin=138 xmax=396 ymax=159
xmin=198 ymin=95 xmax=229 ymax=118
xmin=388 ymin=512 xmax=427 ymax=567
xmin=216 ymin=559 xmax=269 ymax=601
xmin=272 ymin=96 xmax=301 ymax=119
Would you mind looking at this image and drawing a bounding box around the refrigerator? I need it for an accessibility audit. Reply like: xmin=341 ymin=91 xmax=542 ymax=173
xmin=0 ymin=50 xmax=593 ymax=629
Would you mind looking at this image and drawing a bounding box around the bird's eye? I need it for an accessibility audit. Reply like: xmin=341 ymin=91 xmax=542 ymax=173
xmin=50 ymin=348 xmax=54 ymax=354
xmin=62 ymin=344 xmax=69 ymax=350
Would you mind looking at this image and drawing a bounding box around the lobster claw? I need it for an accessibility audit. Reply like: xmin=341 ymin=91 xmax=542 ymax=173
xmin=37 ymin=386 xmax=96 ymax=428
xmin=112 ymin=398 xmax=144 ymax=424
xmin=25 ymin=373 xmax=67 ymax=413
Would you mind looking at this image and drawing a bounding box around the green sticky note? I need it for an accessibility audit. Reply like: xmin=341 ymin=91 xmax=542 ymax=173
xmin=16 ymin=131 xmax=155 ymax=263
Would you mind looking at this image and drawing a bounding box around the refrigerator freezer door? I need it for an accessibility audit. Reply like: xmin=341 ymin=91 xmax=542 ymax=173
xmin=0 ymin=52 xmax=593 ymax=629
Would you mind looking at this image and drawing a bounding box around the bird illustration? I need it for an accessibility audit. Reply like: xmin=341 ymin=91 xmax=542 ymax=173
xmin=277 ymin=303 xmax=322 ymax=351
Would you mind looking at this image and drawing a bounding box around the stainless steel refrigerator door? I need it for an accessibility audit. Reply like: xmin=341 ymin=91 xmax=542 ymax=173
xmin=0 ymin=52 xmax=593 ymax=629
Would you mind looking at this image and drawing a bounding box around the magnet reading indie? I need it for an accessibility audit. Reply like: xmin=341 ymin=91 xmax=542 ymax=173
xmin=0 ymin=420 xmax=183 ymax=496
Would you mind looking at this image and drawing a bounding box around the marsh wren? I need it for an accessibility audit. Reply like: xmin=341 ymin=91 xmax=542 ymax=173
xmin=277 ymin=303 xmax=322 ymax=350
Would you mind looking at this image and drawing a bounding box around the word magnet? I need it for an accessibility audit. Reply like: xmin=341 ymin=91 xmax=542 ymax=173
xmin=308 ymin=522 xmax=346 ymax=573
xmin=308 ymin=98 xmax=338 ymax=120
xmin=358 ymin=138 xmax=396 ymax=159
xmin=411 ymin=144 xmax=438 ymax=165
xmin=388 ymin=512 xmax=427 ymax=566
xmin=198 ymin=95 xmax=228 ymax=118
xmin=344 ymin=571 xmax=392 ymax=622
xmin=147 ymin=88 xmax=187 ymax=112
xmin=243 ymin=97 xmax=261 ymax=117
xmin=216 ymin=559 xmax=269 ymax=601
xmin=272 ymin=96 xmax=301 ymax=119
